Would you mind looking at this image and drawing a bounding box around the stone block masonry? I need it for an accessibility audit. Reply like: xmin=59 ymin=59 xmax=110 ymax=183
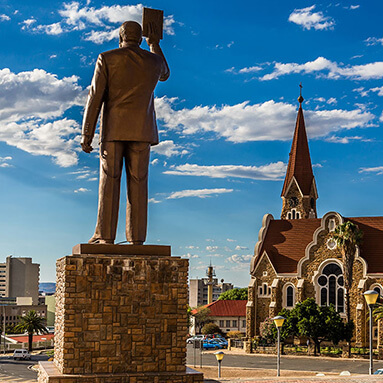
xmin=39 ymin=246 xmax=203 ymax=383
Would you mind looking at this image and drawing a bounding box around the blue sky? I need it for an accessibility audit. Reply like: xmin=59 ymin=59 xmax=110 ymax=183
xmin=0 ymin=1 xmax=382 ymax=286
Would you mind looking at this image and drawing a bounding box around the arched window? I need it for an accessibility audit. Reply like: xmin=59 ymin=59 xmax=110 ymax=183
xmin=371 ymin=284 xmax=382 ymax=304
xmin=317 ymin=263 xmax=344 ymax=313
xmin=283 ymin=284 xmax=295 ymax=308
xmin=287 ymin=286 xmax=294 ymax=307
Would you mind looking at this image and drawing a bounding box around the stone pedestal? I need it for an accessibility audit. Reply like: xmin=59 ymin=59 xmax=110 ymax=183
xmin=38 ymin=244 xmax=203 ymax=383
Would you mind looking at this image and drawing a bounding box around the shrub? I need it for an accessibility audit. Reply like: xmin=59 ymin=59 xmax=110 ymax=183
xmin=226 ymin=331 xmax=243 ymax=338
xmin=201 ymin=323 xmax=223 ymax=335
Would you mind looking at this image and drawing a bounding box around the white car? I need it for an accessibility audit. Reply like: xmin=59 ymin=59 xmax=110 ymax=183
xmin=13 ymin=349 xmax=31 ymax=360
xmin=186 ymin=335 xmax=204 ymax=344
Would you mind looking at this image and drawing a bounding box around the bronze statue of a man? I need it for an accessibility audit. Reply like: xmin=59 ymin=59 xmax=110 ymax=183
xmin=81 ymin=21 xmax=170 ymax=245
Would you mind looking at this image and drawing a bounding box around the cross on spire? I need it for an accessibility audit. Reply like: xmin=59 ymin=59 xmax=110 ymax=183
xmin=298 ymin=82 xmax=304 ymax=104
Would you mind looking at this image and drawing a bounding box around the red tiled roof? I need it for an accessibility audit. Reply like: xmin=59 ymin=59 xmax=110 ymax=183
xmin=191 ymin=300 xmax=247 ymax=317
xmin=255 ymin=216 xmax=383 ymax=274
xmin=281 ymin=104 xmax=314 ymax=196
xmin=8 ymin=334 xmax=54 ymax=343
xmin=258 ymin=218 xmax=320 ymax=273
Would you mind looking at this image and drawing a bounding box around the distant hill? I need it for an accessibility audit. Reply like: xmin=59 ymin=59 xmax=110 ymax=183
xmin=39 ymin=283 xmax=56 ymax=294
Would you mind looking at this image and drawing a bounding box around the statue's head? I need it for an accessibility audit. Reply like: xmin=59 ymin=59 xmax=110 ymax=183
xmin=119 ymin=21 xmax=142 ymax=46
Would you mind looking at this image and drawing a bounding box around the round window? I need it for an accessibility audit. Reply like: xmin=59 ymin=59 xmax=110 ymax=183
xmin=326 ymin=238 xmax=337 ymax=250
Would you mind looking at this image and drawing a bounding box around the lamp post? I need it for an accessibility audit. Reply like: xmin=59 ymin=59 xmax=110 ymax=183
xmin=363 ymin=290 xmax=379 ymax=375
xmin=273 ymin=315 xmax=285 ymax=377
xmin=214 ymin=351 xmax=224 ymax=378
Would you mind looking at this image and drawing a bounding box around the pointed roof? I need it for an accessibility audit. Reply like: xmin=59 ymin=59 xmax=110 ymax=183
xmin=281 ymin=95 xmax=314 ymax=196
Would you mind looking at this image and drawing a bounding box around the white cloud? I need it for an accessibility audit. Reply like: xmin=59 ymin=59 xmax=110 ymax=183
xmin=238 ymin=66 xmax=262 ymax=74
xmin=327 ymin=97 xmax=337 ymax=105
xmin=36 ymin=22 xmax=64 ymax=35
xmin=69 ymin=168 xmax=97 ymax=180
xmin=312 ymin=163 xmax=323 ymax=168
xmin=365 ymin=37 xmax=383 ymax=46
xmin=360 ymin=166 xmax=383 ymax=175
xmin=288 ymin=5 xmax=335 ymax=31
xmin=235 ymin=245 xmax=249 ymax=251
xmin=0 ymin=68 xmax=86 ymax=167
xmin=349 ymin=5 xmax=360 ymax=10
xmin=227 ymin=238 xmax=236 ymax=242
xmin=22 ymin=18 xmax=36 ymax=27
xmin=261 ymin=57 xmax=383 ymax=81
xmin=381 ymin=112 xmax=383 ymax=122
xmin=181 ymin=253 xmax=199 ymax=259
xmin=151 ymin=158 xmax=159 ymax=166
xmin=167 ymin=188 xmax=233 ymax=200
xmin=74 ymin=187 xmax=90 ymax=193
xmin=325 ymin=135 xmax=370 ymax=144
xmin=151 ymin=140 xmax=188 ymax=157
xmin=0 ymin=14 xmax=10 ymax=22
xmin=27 ymin=2 xmax=176 ymax=43
xmin=164 ymin=162 xmax=286 ymax=181
xmin=206 ymin=246 xmax=219 ymax=252
xmin=0 ymin=156 xmax=12 ymax=168
xmin=185 ymin=245 xmax=199 ymax=249
xmin=156 ymin=96 xmax=374 ymax=143
xmin=370 ymin=87 xmax=383 ymax=97
xmin=148 ymin=197 xmax=161 ymax=204
xmin=227 ymin=254 xmax=252 ymax=264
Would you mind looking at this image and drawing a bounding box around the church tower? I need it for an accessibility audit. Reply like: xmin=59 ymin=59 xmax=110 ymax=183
xmin=281 ymin=87 xmax=318 ymax=219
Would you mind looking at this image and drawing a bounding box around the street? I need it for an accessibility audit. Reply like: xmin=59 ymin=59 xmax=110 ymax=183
xmin=0 ymin=354 xmax=49 ymax=382
xmin=186 ymin=344 xmax=383 ymax=374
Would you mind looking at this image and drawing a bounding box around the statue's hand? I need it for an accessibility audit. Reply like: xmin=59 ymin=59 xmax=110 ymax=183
xmin=81 ymin=135 xmax=93 ymax=153
xmin=146 ymin=22 xmax=160 ymax=46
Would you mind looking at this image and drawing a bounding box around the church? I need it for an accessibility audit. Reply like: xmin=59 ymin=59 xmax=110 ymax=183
xmin=246 ymin=92 xmax=383 ymax=357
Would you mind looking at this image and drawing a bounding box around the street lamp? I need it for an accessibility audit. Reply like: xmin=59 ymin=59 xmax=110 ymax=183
xmin=214 ymin=351 xmax=224 ymax=378
xmin=273 ymin=315 xmax=285 ymax=377
xmin=364 ymin=290 xmax=379 ymax=375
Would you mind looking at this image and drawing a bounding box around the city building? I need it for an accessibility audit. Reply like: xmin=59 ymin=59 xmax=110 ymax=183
xmin=0 ymin=256 xmax=40 ymax=305
xmin=189 ymin=264 xmax=233 ymax=307
xmin=0 ymin=297 xmax=47 ymax=327
xmin=246 ymin=93 xmax=383 ymax=356
xmin=190 ymin=300 xmax=247 ymax=335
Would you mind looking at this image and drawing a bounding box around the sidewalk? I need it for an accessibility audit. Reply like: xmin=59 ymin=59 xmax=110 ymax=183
xmin=190 ymin=366 xmax=382 ymax=382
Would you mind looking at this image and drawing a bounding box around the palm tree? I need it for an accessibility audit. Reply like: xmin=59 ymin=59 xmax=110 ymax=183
xmin=373 ymin=304 xmax=383 ymax=320
xmin=14 ymin=310 xmax=49 ymax=352
xmin=331 ymin=221 xmax=363 ymax=323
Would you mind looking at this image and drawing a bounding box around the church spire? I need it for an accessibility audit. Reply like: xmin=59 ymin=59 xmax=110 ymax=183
xmin=281 ymin=85 xmax=318 ymax=220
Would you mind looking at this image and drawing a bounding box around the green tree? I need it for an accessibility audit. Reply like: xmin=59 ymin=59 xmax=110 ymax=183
xmin=201 ymin=322 xmax=223 ymax=335
xmin=187 ymin=305 xmax=192 ymax=329
xmin=259 ymin=308 xmax=297 ymax=351
xmin=217 ymin=288 xmax=248 ymax=300
xmin=373 ymin=303 xmax=383 ymax=320
xmin=193 ymin=306 xmax=211 ymax=333
xmin=331 ymin=221 xmax=363 ymax=323
xmin=14 ymin=310 xmax=49 ymax=352
xmin=290 ymin=298 xmax=349 ymax=356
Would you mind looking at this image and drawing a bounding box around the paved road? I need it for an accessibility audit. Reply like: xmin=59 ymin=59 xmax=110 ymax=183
xmin=187 ymin=345 xmax=383 ymax=374
xmin=0 ymin=354 xmax=49 ymax=382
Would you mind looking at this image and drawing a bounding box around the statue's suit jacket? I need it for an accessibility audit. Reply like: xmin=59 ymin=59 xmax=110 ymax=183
xmin=82 ymin=45 xmax=168 ymax=144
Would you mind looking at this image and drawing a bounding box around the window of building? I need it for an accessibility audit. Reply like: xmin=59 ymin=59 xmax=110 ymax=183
xmin=242 ymin=320 xmax=246 ymax=328
xmin=329 ymin=219 xmax=336 ymax=232
xmin=258 ymin=283 xmax=271 ymax=297
xmin=286 ymin=286 xmax=294 ymax=307
xmin=226 ymin=320 xmax=231 ymax=327
xmin=219 ymin=320 xmax=224 ymax=327
xmin=318 ymin=263 xmax=344 ymax=313
xmin=370 ymin=284 xmax=382 ymax=304
xmin=232 ymin=320 xmax=237 ymax=328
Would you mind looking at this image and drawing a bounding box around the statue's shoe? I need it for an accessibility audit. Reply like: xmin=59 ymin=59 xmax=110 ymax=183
xmin=88 ymin=236 xmax=114 ymax=244
xmin=130 ymin=241 xmax=143 ymax=245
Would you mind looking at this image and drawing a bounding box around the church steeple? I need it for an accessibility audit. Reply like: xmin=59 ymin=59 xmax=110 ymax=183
xmin=281 ymin=85 xmax=318 ymax=220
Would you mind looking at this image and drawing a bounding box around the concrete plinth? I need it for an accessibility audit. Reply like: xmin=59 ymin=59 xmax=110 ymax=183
xmin=39 ymin=245 xmax=203 ymax=383
xmin=38 ymin=362 xmax=203 ymax=383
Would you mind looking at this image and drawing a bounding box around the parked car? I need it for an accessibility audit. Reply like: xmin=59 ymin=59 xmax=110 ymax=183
xmin=186 ymin=335 xmax=205 ymax=344
xmin=202 ymin=339 xmax=224 ymax=350
xmin=374 ymin=369 xmax=383 ymax=375
xmin=13 ymin=349 xmax=31 ymax=360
